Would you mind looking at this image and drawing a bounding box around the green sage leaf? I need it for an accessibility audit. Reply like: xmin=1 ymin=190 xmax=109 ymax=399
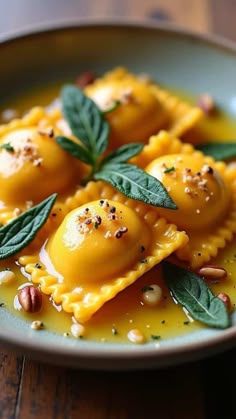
xmin=0 ymin=193 xmax=57 ymax=259
xmin=101 ymin=143 xmax=144 ymax=165
xmin=61 ymin=85 xmax=109 ymax=156
xmin=94 ymin=163 xmax=177 ymax=209
xmin=56 ymin=136 xmax=94 ymax=165
xmin=196 ymin=141 xmax=236 ymax=161
xmin=162 ymin=261 xmax=230 ymax=329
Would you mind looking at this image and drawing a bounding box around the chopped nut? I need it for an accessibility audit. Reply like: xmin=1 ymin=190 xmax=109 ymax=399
xmin=18 ymin=286 xmax=42 ymax=313
xmin=38 ymin=127 xmax=54 ymax=138
xmin=197 ymin=93 xmax=216 ymax=115
xmin=115 ymin=226 xmax=128 ymax=239
xmin=33 ymin=157 xmax=43 ymax=167
xmin=197 ymin=265 xmax=227 ymax=280
xmin=120 ymin=87 xmax=134 ymax=104
xmin=13 ymin=208 xmax=22 ymax=217
xmin=31 ymin=320 xmax=44 ymax=330
xmin=217 ymin=292 xmax=231 ymax=312
xmin=0 ymin=270 xmax=16 ymax=285
xmin=26 ymin=200 xmax=33 ymax=209
xmin=104 ymin=230 xmax=112 ymax=239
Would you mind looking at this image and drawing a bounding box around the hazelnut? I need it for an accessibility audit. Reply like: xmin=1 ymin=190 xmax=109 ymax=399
xmin=18 ymin=286 xmax=42 ymax=313
xmin=75 ymin=71 xmax=96 ymax=89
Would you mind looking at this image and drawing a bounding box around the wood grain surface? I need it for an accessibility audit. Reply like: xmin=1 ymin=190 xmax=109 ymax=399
xmin=0 ymin=1 xmax=236 ymax=418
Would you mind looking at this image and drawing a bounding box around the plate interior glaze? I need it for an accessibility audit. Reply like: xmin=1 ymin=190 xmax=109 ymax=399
xmin=1 ymin=21 xmax=236 ymax=370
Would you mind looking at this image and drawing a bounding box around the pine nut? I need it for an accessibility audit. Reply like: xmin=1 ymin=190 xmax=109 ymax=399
xmin=142 ymin=284 xmax=163 ymax=306
xmin=71 ymin=323 xmax=85 ymax=338
xmin=197 ymin=265 xmax=227 ymax=280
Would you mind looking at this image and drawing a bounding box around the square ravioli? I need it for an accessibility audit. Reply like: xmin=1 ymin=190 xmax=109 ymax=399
xmin=83 ymin=67 xmax=203 ymax=150
xmin=19 ymin=181 xmax=188 ymax=323
xmin=132 ymin=130 xmax=236 ymax=268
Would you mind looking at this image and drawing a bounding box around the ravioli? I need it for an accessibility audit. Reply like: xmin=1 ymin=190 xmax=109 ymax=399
xmin=0 ymin=107 xmax=86 ymax=223
xmin=19 ymin=183 xmax=188 ymax=323
xmin=84 ymin=67 xmax=202 ymax=149
xmin=142 ymin=131 xmax=236 ymax=268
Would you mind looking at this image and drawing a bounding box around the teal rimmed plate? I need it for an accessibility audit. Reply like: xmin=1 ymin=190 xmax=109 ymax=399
xmin=1 ymin=20 xmax=236 ymax=370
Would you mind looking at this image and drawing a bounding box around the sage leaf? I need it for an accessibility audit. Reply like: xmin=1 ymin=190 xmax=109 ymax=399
xmin=56 ymin=136 xmax=94 ymax=165
xmin=61 ymin=85 xmax=109 ymax=156
xmin=196 ymin=141 xmax=236 ymax=161
xmin=94 ymin=163 xmax=177 ymax=209
xmin=0 ymin=193 xmax=57 ymax=259
xmin=101 ymin=143 xmax=144 ymax=165
xmin=162 ymin=261 xmax=230 ymax=329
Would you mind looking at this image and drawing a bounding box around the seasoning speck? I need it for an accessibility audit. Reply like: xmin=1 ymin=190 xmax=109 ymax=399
xmin=151 ymin=335 xmax=161 ymax=340
xmin=164 ymin=166 xmax=175 ymax=174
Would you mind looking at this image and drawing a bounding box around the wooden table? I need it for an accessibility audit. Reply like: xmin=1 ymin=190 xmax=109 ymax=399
xmin=1 ymin=1 xmax=236 ymax=418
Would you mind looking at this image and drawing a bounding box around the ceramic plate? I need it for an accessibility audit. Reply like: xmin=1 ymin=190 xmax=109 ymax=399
xmin=1 ymin=20 xmax=236 ymax=371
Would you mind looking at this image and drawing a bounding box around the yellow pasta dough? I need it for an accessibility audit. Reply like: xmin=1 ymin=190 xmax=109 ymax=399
xmin=84 ymin=67 xmax=202 ymax=149
xmin=142 ymin=131 xmax=236 ymax=268
xmin=19 ymin=183 xmax=188 ymax=323
xmin=0 ymin=107 xmax=86 ymax=223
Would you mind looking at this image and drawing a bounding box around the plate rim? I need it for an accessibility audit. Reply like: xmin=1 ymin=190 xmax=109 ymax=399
xmin=1 ymin=18 xmax=236 ymax=369
xmin=1 ymin=17 xmax=236 ymax=54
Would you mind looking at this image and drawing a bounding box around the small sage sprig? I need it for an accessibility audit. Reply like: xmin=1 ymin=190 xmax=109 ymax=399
xmin=56 ymin=85 xmax=177 ymax=209
xmin=162 ymin=261 xmax=230 ymax=329
xmin=196 ymin=141 xmax=236 ymax=161
xmin=0 ymin=193 xmax=57 ymax=259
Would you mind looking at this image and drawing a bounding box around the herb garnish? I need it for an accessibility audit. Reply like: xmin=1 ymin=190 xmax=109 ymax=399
xmin=0 ymin=193 xmax=57 ymax=259
xmin=162 ymin=261 xmax=230 ymax=329
xmin=0 ymin=143 xmax=14 ymax=152
xmin=196 ymin=142 xmax=236 ymax=161
xmin=102 ymin=100 xmax=121 ymax=115
xmin=56 ymin=85 xmax=177 ymax=209
xmin=151 ymin=335 xmax=161 ymax=340
xmin=141 ymin=285 xmax=154 ymax=293
xmin=164 ymin=166 xmax=175 ymax=174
